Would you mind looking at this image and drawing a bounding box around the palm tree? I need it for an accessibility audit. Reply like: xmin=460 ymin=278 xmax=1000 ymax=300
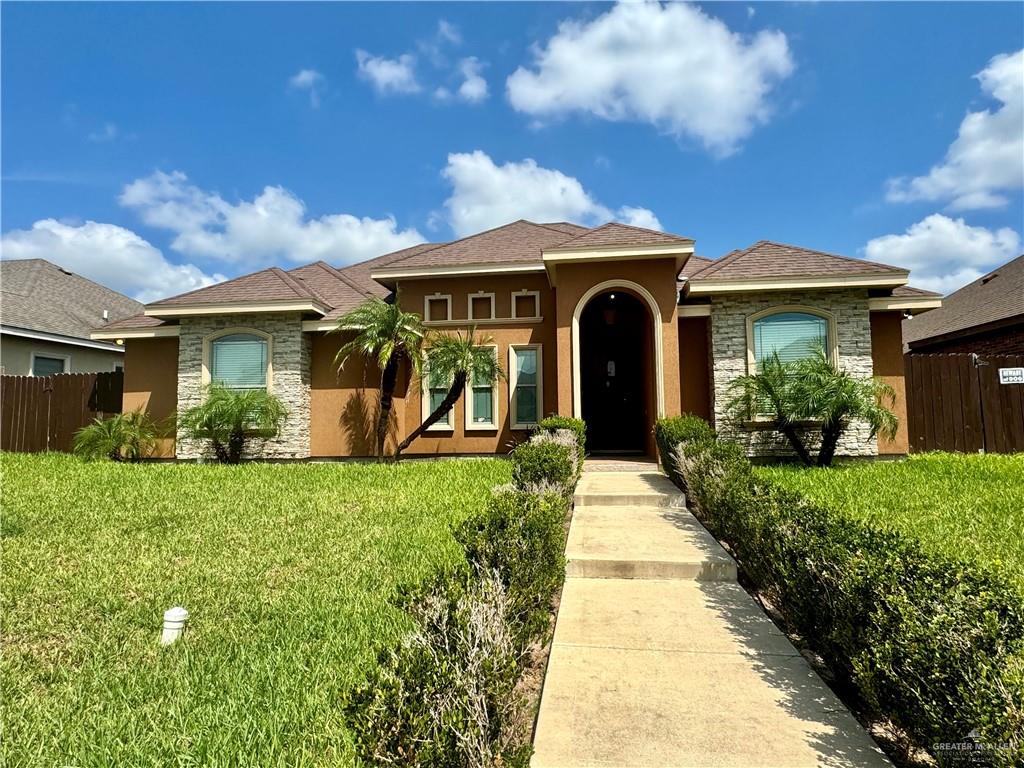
xmin=726 ymin=351 xmax=898 ymax=467
xmin=73 ymin=411 xmax=163 ymax=462
xmin=332 ymin=298 xmax=426 ymax=458
xmin=178 ymin=384 xmax=288 ymax=464
xmin=394 ymin=328 xmax=505 ymax=459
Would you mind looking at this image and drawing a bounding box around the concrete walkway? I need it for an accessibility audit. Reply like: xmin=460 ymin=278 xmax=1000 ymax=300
xmin=531 ymin=468 xmax=891 ymax=768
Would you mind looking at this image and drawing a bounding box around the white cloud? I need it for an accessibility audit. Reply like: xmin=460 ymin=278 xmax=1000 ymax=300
xmin=456 ymin=57 xmax=489 ymax=103
xmin=863 ymin=213 xmax=1021 ymax=294
xmin=288 ymin=68 xmax=326 ymax=108
xmin=506 ymin=1 xmax=794 ymax=156
xmin=87 ymin=122 xmax=118 ymax=143
xmin=437 ymin=19 xmax=461 ymax=46
xmin=119 ymin=170 xmax=424 ymax=266
xmin=441 ymin=150 xmax=661 ymax=237
xmin=886 ymin=50 xmax=1023 ymax=211
xmin=355 ymin=50 xmax=421 ymax=94
xmin=0 ymin=219 xmax=223 ymax=303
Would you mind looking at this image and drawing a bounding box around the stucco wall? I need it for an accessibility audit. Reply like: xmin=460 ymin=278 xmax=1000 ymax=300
xmin=175 ymin=313 xmax=311 ymax=460
xmin=709 ymin=288 xmax=877 ymax=457
xmin=123 ymin=337 xmax=179 ymax=458
xmin=0 ymin=334 xmax=124 ymax=376
xmin=870 ymin=312 xmax=910 ymax=454
xmin=678 ymin=317 xmax=712 ymax=421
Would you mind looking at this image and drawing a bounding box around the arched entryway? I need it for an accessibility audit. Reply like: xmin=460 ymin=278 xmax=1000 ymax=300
xmin=577 ymin=289 xmax=656 ymax=454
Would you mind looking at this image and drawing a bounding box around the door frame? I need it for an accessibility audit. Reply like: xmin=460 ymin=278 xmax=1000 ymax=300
xmin=571 ymin=279 xmax=665 ymax=420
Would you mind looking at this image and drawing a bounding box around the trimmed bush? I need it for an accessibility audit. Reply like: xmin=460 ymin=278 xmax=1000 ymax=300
xmin=536 ymin=416 xmax=586 ymax=464
xmin=510 ymin=439 xmax=575 ymax=492
xmin=670 ymin=433 xmax=1024 ymax=765
xmin=654 ymin=415 xmax=715 ymax=483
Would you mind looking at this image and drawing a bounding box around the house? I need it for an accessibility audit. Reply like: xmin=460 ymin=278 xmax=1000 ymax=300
xmin=91 ymin=220 xmax=940 ymax=460
xmin=904 ymin=254 xmax=1023 ymax=355
xmin=1 ymin=259 xmax=143 ymax=376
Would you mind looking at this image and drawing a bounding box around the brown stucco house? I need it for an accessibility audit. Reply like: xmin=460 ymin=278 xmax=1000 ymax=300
xmin=90 ymin=220 xmax=940 ymax=460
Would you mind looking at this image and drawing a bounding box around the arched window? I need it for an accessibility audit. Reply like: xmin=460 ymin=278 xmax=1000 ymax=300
xmin=751 ymin=311 xmax=830 ymax=368
xmin=209 ymin=332 xmax=269 ymax=390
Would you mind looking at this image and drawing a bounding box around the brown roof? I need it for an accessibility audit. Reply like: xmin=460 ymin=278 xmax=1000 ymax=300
xmin=539 ymin=222 xmax=590 ymax=236
xmin=338 ymin=242 xmax=442 ymax=297
xmin=1 ymin=259 xmax=143 ymax=344
xmin=550 ymin=221 xmax=692 ymax=251
xmin=375 ymin=220 xmax=579 ymax=270
xmin=689 ymin=240 xmax=908 ymax=283
xmin=100 ymin=314 xmax=169 ymax=331
xmin=678 ymin=255 xmax=715 ymax=280
xmin=891 ymin=285 xmax=942 ymax=298
xmin=903 ymin=254 xmax=1024 ymax=348
xmin=148 ymin=266 xmax=329 ymax=307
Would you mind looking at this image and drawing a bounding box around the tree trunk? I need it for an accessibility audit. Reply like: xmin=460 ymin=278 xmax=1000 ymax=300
xmin=375 ymin=353 xmax=401 ymax=460
xmin=778 ymin=421 xmax=814 ymax=466
xmin=816 ymin=420 xmax=843 ymax=467
xmin=394 ymin=371 xmax=467 ymax=459
xmin=227 ymin=429 xmax=245 ymax=464
xmin=212 ymin=438 xmax=230 ymax=464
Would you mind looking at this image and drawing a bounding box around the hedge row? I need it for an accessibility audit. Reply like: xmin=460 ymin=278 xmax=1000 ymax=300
xmin=655 ymin=416 xmax=1024 ymax=766
xmin=346 ymin=424 xmax=586 ymax=766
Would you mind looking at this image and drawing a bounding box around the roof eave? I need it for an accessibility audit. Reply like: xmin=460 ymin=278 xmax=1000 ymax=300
xmin=687 ymin=273 xmax=909 ymax=295
xmin=91 ymin=326 xmax=182 ymax=341
xmin=144 ymin=299 xmax=329 ymax=318
xmin=868 ymin=296 xmax=943 ymax=313
xmin=370 ymin=262 xmax=547 ymax=284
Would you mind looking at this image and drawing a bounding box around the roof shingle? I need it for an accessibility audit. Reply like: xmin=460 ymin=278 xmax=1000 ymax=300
xmin=148 ymin=267 xmax=327 ymax=307
xmin=549 ymin=221 xmax=693 ymax=251
xmin=689 ymin=240 xmax=908 ymax=283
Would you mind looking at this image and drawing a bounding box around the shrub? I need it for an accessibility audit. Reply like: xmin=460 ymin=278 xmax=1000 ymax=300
xmin=73 ymin=411 xmax=162 ymax=462
xmin=177 ymin=384 xmax=287 ymax=464
xmin=654 ymin=414 xmax=715 ymax=485
xmin=510 ymin=438 xmax=574 ymax=492
xmin=535 ymin=416 xmax=586 ymax=465
xmin=671 ymin=434 xmax=1024 ymax=765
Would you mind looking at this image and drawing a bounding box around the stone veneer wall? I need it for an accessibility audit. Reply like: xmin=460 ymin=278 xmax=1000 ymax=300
xmin=709 ymin=289 xmax=877 ymax=457
xmin=175 ymin=312 xmax=311 ymax=460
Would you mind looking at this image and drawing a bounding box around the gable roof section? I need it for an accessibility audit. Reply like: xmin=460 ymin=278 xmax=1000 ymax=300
xmin=903 ymin=254 xmax=1024 ymax=348
xmin=146 ymin=266 xmax=331 ymax=316
xmin=1 ymin=259 xmax=142 ymax=347
xmin=548 ymin=221 xmax=693 ymax=251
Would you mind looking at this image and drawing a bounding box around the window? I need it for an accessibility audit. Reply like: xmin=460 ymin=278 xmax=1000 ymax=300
xmin=465 ymin=346 xmax=499 ymax=430
xmin=31 ymin=354 xmax=68 ymax=377
xmin=509 ymin=345 xmax=542 ymax=429
xmin=748 ymin=309 xmax=835 ymax=373
xmin=511 ymin=290 xmax=540 ymax=320
xmin=422 ymin=354 xmax=454 ymax=430
xmin=468 ymin=292 xmax=496 ymax=321
xmin=210 ymin=333 xmax=269 ymax=389
xmin=424 ymin=293 xmax=452 ymax=323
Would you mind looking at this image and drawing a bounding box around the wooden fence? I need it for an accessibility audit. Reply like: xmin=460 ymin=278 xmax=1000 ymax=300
xmin=0 ymin=371 xmax=123 ymax=453
xmin=905 ymin=353 xmax=1024 ymax=454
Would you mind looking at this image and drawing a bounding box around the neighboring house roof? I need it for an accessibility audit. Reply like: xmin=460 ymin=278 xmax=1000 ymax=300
xmin=903 ymin=254 xmax=1024 ymax=349
xmin=1 ymin=258 xmax=142 ymax=348
xmin=688 ymin=240 xmax=908 ymax=282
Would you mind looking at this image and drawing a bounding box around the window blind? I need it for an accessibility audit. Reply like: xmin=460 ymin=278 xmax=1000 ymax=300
xmin=514 ymin=348 xmax=538 ymax=424
xmin=211 ymin=334 xmax=268 ymax=389
xmin=753 ymin=313 xmax=827 ymax=365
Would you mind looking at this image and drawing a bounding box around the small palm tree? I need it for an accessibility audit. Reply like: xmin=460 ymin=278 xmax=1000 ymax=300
xmin=394 ymin=328 xmax=505 ymax=459
xmin=726 ymin=351 xmax=897 ymax=467
xmin=333 ymin=298 xmax=426 ymax=458
xmin=178 ymin=384 xmax=288 ymax=464
xmin=73 ymin=411 xmax=162 ymax=462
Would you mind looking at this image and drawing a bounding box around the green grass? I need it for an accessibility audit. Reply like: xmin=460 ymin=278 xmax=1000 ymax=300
xmin=757 ymin=452 xmax=1024 ymax=588
xmin=1 ymin=453 xmax=511 ymax=767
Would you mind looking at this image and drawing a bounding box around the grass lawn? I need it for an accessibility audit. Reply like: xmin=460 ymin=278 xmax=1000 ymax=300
xmin=1 ymin=453 xmax=511 ymax=767
xmin=757 ymin=452 xmax=1024 ymax=588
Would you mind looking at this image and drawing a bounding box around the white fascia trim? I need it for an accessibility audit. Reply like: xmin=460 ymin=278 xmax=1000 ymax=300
xmin=2 ymin=325 xmax=126 ymax=352
xmin=542 ymin=242 xmax=694 ymax=261
xmin=371 ymin=262 xmax=545 ymax=281
xmin=145 ymin=300 xmax=328 ymax=317
xmin=687 ymin=274 xmax=908 ymax=295
xmin=677 ymin=305 xmax=711 ymax=318
xmin=90 ymin=326 xmax=181 ymax=341
xmin=868 ymin=297 xmax=942 ymax=312
xmin=303 ymin=320 xmax=338 ymax=332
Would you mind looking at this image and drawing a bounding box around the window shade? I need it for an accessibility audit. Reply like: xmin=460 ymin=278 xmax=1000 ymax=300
xmin=753 ymin=313 xmax=827 ymax=365
xmin=211 ymin=334 xmax=268 ymax=389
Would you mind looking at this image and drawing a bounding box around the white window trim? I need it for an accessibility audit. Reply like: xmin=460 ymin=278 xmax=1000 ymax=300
xmin=511 ymin=289 xmax=541 ymax=320
xmin=467 ymin=292 xmax=496 ymax=322
xmin=424 ymin=293 xmax=453 ymax=323
xmin=509 ymin=344 xmax=543 ymax=430
xmin=465 ymin=344 xmax=499 ymax=431
xmin=30 ymin=352 xmax=70 ymax=376
xmin=745 ymin=305 xmax=839 ymax=374
xmin=201 ymin=327 xmax=274 ymax=392
xmin=421 ymin=355 xmax=455 ymax=432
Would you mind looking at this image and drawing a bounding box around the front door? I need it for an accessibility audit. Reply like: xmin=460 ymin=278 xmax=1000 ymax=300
xmin=580 ymin=290 xmax=648 ymax=453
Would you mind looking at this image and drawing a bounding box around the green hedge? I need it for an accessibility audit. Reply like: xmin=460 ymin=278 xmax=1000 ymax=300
xmin=654 ymin=415 xmax=715 ymax=482
xmin=536 ymin=416 xmax=587 ymax=464
xmin=346 ymin=425 xmax=583 ymax=766
xmin=664 ymin=429 xmax=1024 ymax=765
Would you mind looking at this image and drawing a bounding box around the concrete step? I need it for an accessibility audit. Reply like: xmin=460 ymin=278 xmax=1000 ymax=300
xmin=573 ymin=470 xmax=686 ymax=508
xmin=565 ymin=505 xmax=737 ymax=581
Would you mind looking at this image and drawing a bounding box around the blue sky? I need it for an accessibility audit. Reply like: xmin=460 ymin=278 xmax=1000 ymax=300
xmin=2 ymin=1 xmax=1022 ymax=301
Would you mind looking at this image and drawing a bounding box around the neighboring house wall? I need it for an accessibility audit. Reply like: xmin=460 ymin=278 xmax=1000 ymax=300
xmin=869 ymin=312 xmax=909 ymax=455
xmin=678 ymin=317 xmax=712 ymax=421
xmin=0 ymin=334 xmax=123 ymax=375
xmin=909 ymin=322 xmax=1024 ymax=356
xmin=123 ymin=337 xmax=179 ymax=458
xmin=175 ymin=313 xmax=311 ymax=460
xmin=709 ymin=288 xmax=877 ymax=457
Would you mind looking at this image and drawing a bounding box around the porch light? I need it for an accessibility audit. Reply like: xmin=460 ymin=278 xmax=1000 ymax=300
xmin=609 ymin=293 xmax=616 ymax=300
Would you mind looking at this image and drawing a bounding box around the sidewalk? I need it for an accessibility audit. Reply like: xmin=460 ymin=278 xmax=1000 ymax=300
xmin=531 ymin=468 xmax=891 ymax=768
